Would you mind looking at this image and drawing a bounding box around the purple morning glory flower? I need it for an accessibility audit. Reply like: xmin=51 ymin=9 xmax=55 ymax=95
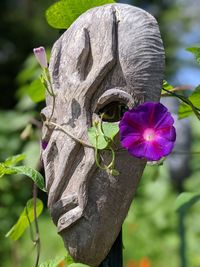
xmin=33 ymin=46 xmax=48 ymax=68
xmin=119 ymin=102 xmax=176 ymax=161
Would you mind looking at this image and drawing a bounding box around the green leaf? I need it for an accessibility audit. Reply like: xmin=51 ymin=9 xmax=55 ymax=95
xmin=102 ymin=122 xmax=119 ymax=140
xmin=22 ymin=141 xmax=40 ymax=169
xmin=10 ymin=166 xmax=46 ymax=191
xmin=178 ymin=85 xmax=200 ymax=118
xmin=88 ymin=126 xmax=108 ymax=150
xmin=68 ymin=264 xmax=90 ymax=267
xmin=186 ymin=46 xmax=200 ymax=65
xmin=66 ymin=253 xmax=74 ymax=265
xmin=16 ymin=54 xmax=41 ymax=84
xmin=0 ymin=155 xmax=45 ymax=190
xmin=88 ymin=122 xmax=119 ymax=150
xmin=162 ymin=80 xmax=174 ymax=91
xmin=46 ymin=0 xmax=115 ymax=29
xmin=4 ymin=154 xmax=26 ymax=167
xmin=27 ymin=78 xmax=46 ymax=103
xmin=175 ymin=192 xmax=200 ymax=212
xmin=6 ymin=198 xmax=43 ymax=240
xmin=0 ymin=111 xmax=34 ymax=133
xmin=40 ymin=256 xmax=66 ymax=267
xmin=0 ymin=163 xmax=16 ymax=178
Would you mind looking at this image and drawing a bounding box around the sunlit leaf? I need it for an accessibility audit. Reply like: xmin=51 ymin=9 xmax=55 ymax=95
xmin=16 ymin=55 xmax=41 ymax=85
xmin=46 ymin=0 xmax=115 ymax=29
xmin=175 ymin=192 xmax=200 ymax=212
xmin=0 ymin=163 xmax=16 ymax=178
xmin=162 ymin=80 xmax=174 ymax=92
xmin=10 ymin=166 xmax=46 ymax=191
xmin=88 ymin=126 xmax=108 ymax=150
xmin=6 ymin=198 xmax=43 ymax=240
xmin=22 ymin=141 xmax=40 ymax=169
xmin=178 ymin=85 xmax=200 ymax=118
xmin=0 ymin=160 xmax=45 ymax=191
xmin=88 ymin=122 xmax=119 ymax=150
xmin=27 ymin=78 xmax=46 ymax=103
xmin=4 ymin=154 xmax=26 ymax=167
xmin=66 ymin=253 xmax=74 ymax=265
xmin=186 ymin=46 xmax=200 ymax=65
xmin=102 ymin=122 xmax=119 ymax=140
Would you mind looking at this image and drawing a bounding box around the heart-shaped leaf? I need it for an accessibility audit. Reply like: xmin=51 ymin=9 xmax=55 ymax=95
xmin=46 ymin=0 xmax=115 ymax=29
xmin=102 ymin=122 xmax=119 ymax=140
xmin=27 ymin=78 xmax=46 ymax=103
xmin=88 ymin=126 xmax=108 ymax=150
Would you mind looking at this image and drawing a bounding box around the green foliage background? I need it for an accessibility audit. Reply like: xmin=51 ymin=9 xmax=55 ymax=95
xmin=1 ymin=0 xmax=200 ymax=267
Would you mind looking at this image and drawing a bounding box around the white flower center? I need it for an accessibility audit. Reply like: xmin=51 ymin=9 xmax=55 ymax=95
xmin=143 ymin=128 xmax=156 ymax=141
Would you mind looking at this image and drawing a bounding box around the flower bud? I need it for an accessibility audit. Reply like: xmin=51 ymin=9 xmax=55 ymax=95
xmin=33 ymin=46 xmax=48 ymax=68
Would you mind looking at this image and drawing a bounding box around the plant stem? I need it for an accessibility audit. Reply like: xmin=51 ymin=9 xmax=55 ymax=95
xmin=25 ymin=205 xmax=35 ymax=242
xmin=49 ymin=93 xmax=56 ymax=122
xmin=46 ymin=121 xmax=94 ymax=148
xmin=178 ymin=210 xmax=187 ymax=267
xmin=33 ymin=184 xmax=40 ymax=267
xmin=162 ymin=88 xmax=200 ymax=120
xmin=94 ymin=148 xmax=108 ymax=170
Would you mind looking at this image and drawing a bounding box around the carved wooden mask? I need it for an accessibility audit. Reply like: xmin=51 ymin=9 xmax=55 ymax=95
xmin=41 ymin=3 xmax=165 ymax=267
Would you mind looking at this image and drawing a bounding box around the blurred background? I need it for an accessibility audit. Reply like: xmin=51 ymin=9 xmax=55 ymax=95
xmin=0 ymin=0 xmax=200 ymax=266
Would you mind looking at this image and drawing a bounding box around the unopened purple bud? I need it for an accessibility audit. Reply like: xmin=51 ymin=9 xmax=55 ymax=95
xmin=41 ymin=140 xmax=48 ymax=150
xmin=33 ymin=46 xmax=48 ymax=68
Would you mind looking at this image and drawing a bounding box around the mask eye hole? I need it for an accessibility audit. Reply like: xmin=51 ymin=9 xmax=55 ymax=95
xmin=98 ymin=101 xmax=128 ymax=122
xmin=41 ymin=111 xmax=47 ymax=122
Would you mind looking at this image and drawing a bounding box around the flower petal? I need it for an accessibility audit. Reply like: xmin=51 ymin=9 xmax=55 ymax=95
xmin=153 ymin=136 xmax=175 ymax=158
xmin=128 ymin=138 xmax=174 ymax=161
xmin=121 ymin=134 xmax=142 ymax=149
xmin=120 ymin=112 xmax=144 ymax=132
xmin=156 ymin=126 xmax=176 ymax=141
xmin=127 ymin=141 xmax=157 ymax=161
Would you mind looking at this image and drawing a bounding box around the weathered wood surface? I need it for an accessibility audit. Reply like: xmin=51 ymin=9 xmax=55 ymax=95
xmin=41 ymin=3 xmax=165 ymax=266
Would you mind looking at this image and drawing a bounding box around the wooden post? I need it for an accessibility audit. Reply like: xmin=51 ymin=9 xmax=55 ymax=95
xmin=99 ymin=230 xmax=123 ymax=267
xmin=41 ymin=3 xmax=165 ymax=266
